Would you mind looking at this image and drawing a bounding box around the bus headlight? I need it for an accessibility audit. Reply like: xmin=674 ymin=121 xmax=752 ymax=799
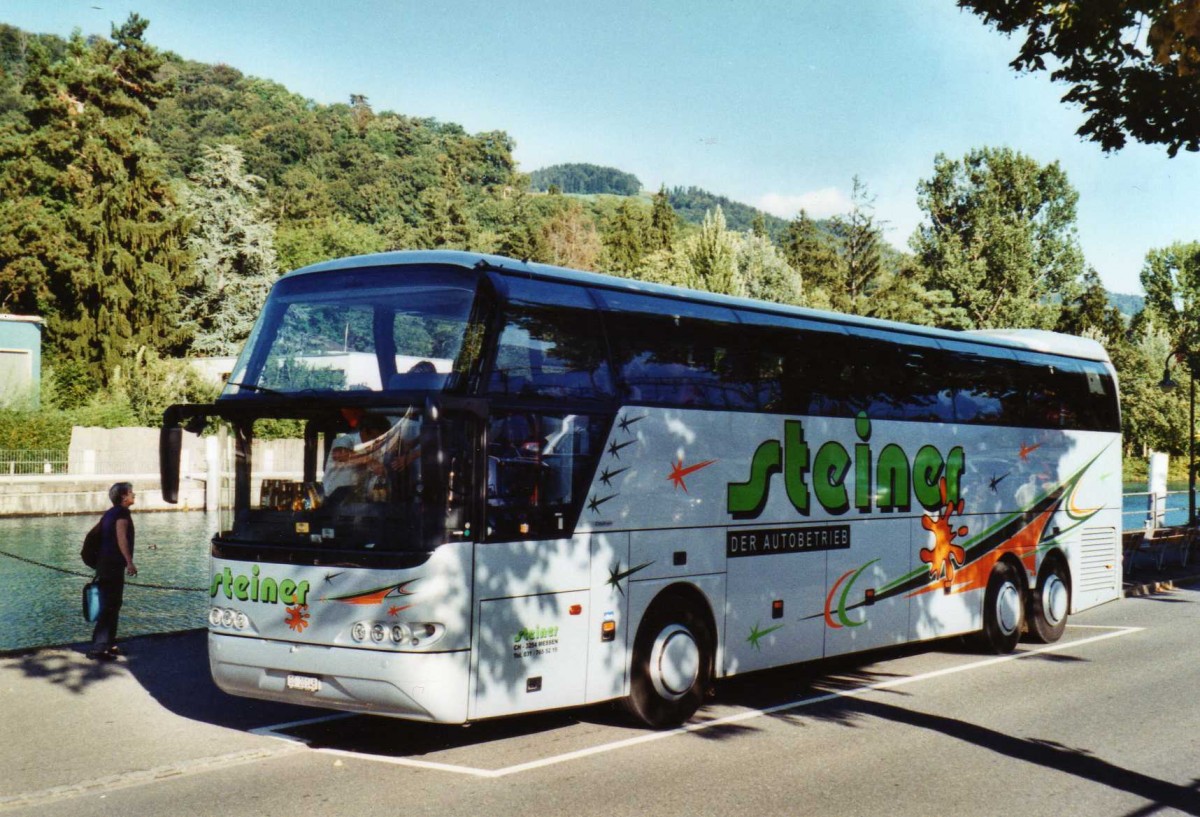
xmin=209 ymin=607 xmax=253 ymax=632
xmin=349 ymin=620 xmax=445 ymax=649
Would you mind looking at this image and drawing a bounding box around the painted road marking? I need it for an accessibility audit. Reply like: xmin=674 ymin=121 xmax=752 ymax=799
xmin=253 ymin=625 xmax=1144 ymax=779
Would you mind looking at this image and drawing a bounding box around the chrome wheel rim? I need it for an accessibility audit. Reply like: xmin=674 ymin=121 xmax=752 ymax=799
xmin=650 ymin=625 xmax=700 ymax=701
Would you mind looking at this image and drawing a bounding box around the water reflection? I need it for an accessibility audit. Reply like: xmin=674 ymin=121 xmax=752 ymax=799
xmin=0 ymin=512 xmax=217 ymax=652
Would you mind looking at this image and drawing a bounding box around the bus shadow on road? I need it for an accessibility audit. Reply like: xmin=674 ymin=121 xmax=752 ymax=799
xmin=264 ymin=636 xmax=1000 ymax=761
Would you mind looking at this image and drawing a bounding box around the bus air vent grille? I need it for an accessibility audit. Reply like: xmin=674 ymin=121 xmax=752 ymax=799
xmin=1078 ymin=526 xmax=1118 ymax=592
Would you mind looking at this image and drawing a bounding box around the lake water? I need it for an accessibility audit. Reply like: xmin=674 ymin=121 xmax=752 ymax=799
xmin=0 ymin=492 xmax=1191 ymax=652
xmin=0 ymin=512 xmax=217 ymax=652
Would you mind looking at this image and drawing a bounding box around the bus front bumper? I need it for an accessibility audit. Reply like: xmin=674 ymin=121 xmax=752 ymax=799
xmin=208 ymin=632 xmax=470 ymax=723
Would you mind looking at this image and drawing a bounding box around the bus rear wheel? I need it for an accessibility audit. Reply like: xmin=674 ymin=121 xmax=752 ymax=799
xmin=980 ymin=561 xmax=1024 ymax=654
xmin=1027 ymin=560 xmax=1070 ymax=644
xmin=626 ymin=599 xmax=712 ymax=729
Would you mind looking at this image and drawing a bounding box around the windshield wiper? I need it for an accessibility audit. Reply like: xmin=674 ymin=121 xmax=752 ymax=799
xmin=226 ymin=381 xmax=285 ymax=395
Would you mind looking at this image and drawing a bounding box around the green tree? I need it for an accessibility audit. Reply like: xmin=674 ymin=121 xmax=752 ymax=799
xmin=496 ymin=186 xmax=546 ymax=262
xmin=0 ymin=15 xmax=189 ymax=380
xmin=181 ymin=143 xmax=279 ymax=355
xmin=911 ymin=146 xmax=1085 ymax=329
xmin=276 ymin=214 xmax=387 ymax=271
xmin=540 ymin=201 xmax=602 ymax=270
xmin=1056 ymin=268 xmax=1126 ymax=344
xmin=827 ymin=177 xmax=885 ymax=315
xmin=750 ymin=211 xmax=768 ymax=239
xmin=415 ymin=156 xmax=476 ymax=249
xmin=1113 ymin=318 xmax=1190 ymax=456
xmin=648 ymin=185 xmax=677 ymax=252
xmin=685 ymin=206 xmax=741 ymax=296
xmin=737 ymin=232 xmax=803 ymax=306
xmin=1141 ymin=241 xmax=1200 ymax=375
xmin=604 ymin=198 xmax=649 ymax=274
xmin=960 ymin=0 xmax=1200 ymax=155
xmin=782 ymin=210 xmax=840 ymax=299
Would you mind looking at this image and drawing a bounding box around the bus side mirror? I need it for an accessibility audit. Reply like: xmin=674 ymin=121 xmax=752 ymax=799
xmin=160 ymin=426 xmax=182 ymax=504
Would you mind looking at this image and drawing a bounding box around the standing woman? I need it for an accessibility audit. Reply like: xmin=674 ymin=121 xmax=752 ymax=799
xmin=88 ymin=482 xmax=138 ymax=661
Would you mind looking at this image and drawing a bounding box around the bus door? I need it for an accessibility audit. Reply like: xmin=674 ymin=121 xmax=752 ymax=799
xmin=724 ymin=535 xmax=827 ymax=675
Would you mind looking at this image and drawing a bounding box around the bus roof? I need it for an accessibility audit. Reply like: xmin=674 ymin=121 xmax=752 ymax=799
xmin=286 ymin=250 xmax=1112 ymax=364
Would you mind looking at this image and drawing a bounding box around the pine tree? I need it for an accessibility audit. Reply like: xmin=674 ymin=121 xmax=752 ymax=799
xmin=497 ymin=187 xmax=545 ymax=262
xmin=605 ymin=198 xmax=648 ymax=274
xmin=829 ymin=177 xmax=884 ymax=314
xmin=181 ymin=143 xmax=279 ymax=356
xmin=648 ymin=185 xmax=677 ymax=253
xmin=685 ymin=207 xmax=741 ymax=296
xmin=0 ymin=15 xmax=188 ymax=379
xmin=782 ymin=210 xmax=839 ymax=298
xmin=750 ymin=211 xmax=768 ymax=239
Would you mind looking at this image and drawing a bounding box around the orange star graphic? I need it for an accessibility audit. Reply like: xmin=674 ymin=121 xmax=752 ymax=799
xmin=667 ymin=458 xmax=716 ymax=492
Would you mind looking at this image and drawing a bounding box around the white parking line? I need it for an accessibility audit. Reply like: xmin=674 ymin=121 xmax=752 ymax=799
xmin=254 ymin=625 xmax=1144 ymax=779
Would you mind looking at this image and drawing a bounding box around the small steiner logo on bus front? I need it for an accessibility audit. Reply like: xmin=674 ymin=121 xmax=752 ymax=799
xmin=513 ymin=625 xmax=559 ymax=659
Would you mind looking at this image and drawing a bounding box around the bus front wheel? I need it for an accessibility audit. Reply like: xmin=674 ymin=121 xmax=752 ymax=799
xmin=626 ymin=599 xmax=712 ymax=729
xmin=1027 ymin=559 xmax=1070 ymax=643
xmin=980 ymin=561 xmax=1024 ymax=654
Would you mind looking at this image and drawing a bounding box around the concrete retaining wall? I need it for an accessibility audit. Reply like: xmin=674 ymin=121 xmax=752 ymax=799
xmin=0 ymin=426 xmax=305 ymax=516
xmin=0 ymin=475 xmax=208 ymax=516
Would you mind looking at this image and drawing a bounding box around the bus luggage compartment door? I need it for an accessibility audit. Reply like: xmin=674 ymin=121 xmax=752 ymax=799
xmin=473 ymin=590 xmax=589 ymax=719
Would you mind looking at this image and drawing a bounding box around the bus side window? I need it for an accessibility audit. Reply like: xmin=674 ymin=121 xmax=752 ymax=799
xmin=485 ymin=412 xmax=607 ymax=541
xmin=486 ymin=279 xmax=614 ymax=401
xmin=599 ymin=292 xmax=751 ymax=409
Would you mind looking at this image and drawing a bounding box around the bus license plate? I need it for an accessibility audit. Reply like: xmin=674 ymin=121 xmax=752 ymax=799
xmin=286 ymin=674 xmax=321 ymax=693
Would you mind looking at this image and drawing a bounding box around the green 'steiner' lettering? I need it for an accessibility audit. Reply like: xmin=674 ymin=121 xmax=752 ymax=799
xmin=727 ymin=413 xmax=964 ymax=519
xmin=209 ymin=565 xmax=310 ymax=606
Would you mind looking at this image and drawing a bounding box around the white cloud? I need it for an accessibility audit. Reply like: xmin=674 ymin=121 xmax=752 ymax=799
xmin=756 ymin=188 xmax=853 ymax=220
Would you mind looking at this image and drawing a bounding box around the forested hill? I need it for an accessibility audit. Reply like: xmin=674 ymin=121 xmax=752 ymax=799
xmin=1107 ymin=291 xmax=1144 ymax=317
xmin=666 ymin=186 xmax=792 ymax=239
xmin=527 ymin=164 xmax=800 ymax=240
xmin=529 ymin=163 xmax=641 ymax=195
xmin=0 ymin=18 xmax=1147 ymax=384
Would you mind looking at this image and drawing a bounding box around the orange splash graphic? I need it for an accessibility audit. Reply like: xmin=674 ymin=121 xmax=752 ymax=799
xmin=920 ymin=477 xmax=968 ymax=589
xmin=1019 ymin=442 xmax=1042 ymax=461
xmin=285 ymin=604 xmax=310 ymax=632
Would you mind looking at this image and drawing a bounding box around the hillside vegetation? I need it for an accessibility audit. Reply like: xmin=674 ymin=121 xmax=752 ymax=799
xmin=0 ymin=16 xmax=1191 ymax=470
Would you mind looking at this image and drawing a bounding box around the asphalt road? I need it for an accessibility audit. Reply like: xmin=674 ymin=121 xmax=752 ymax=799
xmin=4 ymin=581 xmax=1200 ymax=817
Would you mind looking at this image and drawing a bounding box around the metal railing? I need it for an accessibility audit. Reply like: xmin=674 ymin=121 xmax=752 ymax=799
xmin=1122 ymin=489 xmax=1195 ymax=531
xmin=0 ymin=449 xmax=68 ymax=476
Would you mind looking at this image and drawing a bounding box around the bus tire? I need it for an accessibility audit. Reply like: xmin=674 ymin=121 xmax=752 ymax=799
xmin=626 ymin=597 xmax=712 ymax=729
xmin=1027 ymin=559 xmax=1070 ymax=644
xmin=980 ymin=561 xmax=1023 ymax=654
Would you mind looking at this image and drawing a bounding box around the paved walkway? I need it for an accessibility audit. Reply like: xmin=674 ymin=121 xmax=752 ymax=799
xmin=1123 ymin=557 xmax=1200 ymax=597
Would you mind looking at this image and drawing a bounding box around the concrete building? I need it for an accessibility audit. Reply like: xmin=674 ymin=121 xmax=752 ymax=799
xmin=0 ymin=314 xmax=43 ymax=408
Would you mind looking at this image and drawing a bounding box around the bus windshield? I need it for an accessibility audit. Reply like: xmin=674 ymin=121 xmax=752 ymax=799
xmin=213 ymin=404 xmax=475 ymax=563
xmin=223 ymin=265 xmax=481 ymax=396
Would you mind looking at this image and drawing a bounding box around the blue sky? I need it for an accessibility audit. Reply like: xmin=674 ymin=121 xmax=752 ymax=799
xmin=4 ymin=0 xmax=1198 ymax=295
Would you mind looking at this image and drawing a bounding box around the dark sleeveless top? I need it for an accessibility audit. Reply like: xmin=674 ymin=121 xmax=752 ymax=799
xmin=98 ymin=505 xmax=134 ymax=567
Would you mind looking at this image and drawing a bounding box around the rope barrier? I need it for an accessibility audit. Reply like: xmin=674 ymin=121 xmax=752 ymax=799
xmin=0 ymin=548 xmax=207 ymax=592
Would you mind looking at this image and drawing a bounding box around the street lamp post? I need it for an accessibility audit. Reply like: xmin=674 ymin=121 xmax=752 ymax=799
xmin=1159 ymin=351 xmax=1196 ymax=526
